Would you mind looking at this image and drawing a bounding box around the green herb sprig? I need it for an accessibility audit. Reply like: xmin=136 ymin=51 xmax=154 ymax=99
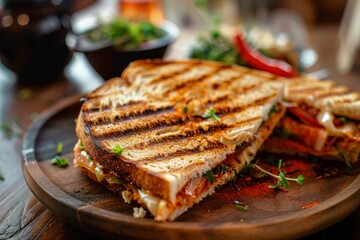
xmin=251 ymin=159 xmax=305 ymax=190
xmin=113 ymin=144 xmax=126 ymax=155
xmin=183 ymin=105 xmax=189 ymax=114
xmin=202 ymin=108 xmax=220 ymax=121
xmin=234 ymin=200 xmax=248 ymax=212
xmin=203 ymin=170 xmax=215 ymax=184
xmin=51 ymin=142 xmax=69 ymax=168
xmin=79 ymin=142 xmax=85 ymax=151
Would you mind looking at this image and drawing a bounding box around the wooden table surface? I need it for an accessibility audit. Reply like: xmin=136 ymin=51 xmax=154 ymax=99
xmin=0 ymin=24 xmax=359 ymax=240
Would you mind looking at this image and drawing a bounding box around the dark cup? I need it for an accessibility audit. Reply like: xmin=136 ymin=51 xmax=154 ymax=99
xmin=0 ymin=0 xmax=72 ymax=85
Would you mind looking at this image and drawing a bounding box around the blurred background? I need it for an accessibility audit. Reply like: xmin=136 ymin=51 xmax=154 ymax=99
xmin=0 ymin=0 xmax=358 ymax=88
xmin=0 ymin=0 xmax=360 ymax=125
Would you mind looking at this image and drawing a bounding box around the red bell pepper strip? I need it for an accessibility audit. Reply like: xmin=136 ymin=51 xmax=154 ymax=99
xmin=233 ymin=32 xmax=297 ymax=78
xmin=288 ymin=107 xmax=322 ymax=128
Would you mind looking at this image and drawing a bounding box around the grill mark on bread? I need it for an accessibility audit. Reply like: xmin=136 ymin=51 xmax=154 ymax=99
xmin=90 ymin=114 xmax=186 ymax=139
xmin=304 ymin=87 xmax=350 ymax=100
xmin=138 ymin=146 xmax=230 ymax=173
xmin=214 ymin=94 xmax=278 ymax=114
xmin=87 ymin=94 xmax=268 ymax=141
xmin=151 ymin=64 xmax=220 ymax=85
xmin=314 ymin=93 xmax=360 ymax=107
xmin=288 ymin=86 xmax=329 ymax=95
xmin=84 ymin=106 xmax=175 ymax=125
xmin=135 ymin=142 xmax=228 ymax=165
xmin=139 ymin=64 xmax=196 ymax=85
xmin=85 ymin=87 xmax=275 ymax=141
xmin=129 ymin=116 xmax=262 ymax=149
xmin=161 ymin=68 xmax=225 ymax=96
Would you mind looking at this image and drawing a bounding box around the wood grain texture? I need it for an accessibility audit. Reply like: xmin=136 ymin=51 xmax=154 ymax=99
xmin=21 ymin=93 xmax=360 ymax=240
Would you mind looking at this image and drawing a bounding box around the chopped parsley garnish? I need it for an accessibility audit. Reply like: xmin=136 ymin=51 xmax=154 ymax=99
xmin=79 ymin=142 xmax=84 ymax=151
xmin=296 ymin=174 xmax=305 ymax=185
xmin=202 ymin=108 xmax=220 ymax=121
xmin=235 ymin=204 xmax=248 ymax=212
xmin=87 ymin=156 xmax=93 ymax=162
xmin=203 ymin=170 xmax=215 ymax=184
xmin=51 ymin=156 xmax=69 ymax=168
xmin=234 ymin=200 xmax=248 ymax=211
xmin=183 ymin=105 xmax=189 ymax=114
xmin=251 ymin=159 xmax=305 ymax=190
xmin=51 ymin=142 xmax=69 ymax=168
xmin=113 ymin=144 xmax=125 ymax=155
xmin=56 ymin=142 xmax=63 ymax=155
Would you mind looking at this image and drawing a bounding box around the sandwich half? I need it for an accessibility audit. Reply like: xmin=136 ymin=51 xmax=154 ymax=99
xmin=74 ymin=59 xmax=285 ymax=221
xmin=261 ymin=76 xmax=360 ymax=164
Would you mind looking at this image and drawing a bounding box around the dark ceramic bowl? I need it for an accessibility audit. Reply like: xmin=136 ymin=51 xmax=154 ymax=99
xmin=66 ymin=20 xmax=179 ymax=80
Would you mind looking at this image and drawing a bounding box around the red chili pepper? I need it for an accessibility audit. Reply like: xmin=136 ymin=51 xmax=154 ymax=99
xmin=233 ymin=32 xmax=297 ymax=78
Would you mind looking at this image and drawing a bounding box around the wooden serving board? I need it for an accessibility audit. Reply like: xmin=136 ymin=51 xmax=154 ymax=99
xmin=22 ymin=96 xmax=360 ymax=240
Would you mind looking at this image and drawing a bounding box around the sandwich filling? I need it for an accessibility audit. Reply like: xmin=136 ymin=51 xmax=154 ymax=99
xmin=262 ymin=77 xmax=360 ymax=164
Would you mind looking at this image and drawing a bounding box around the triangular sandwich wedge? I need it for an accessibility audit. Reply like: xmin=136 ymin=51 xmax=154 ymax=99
xmin=73 ymin=59 xmax=285 ymax=221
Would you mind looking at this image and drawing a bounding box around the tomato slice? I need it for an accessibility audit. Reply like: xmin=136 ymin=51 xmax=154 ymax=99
xmin=288 ymin=107 xmax=322 ymax=127
xmin=283 ymin=117 xmax=328 ymax=150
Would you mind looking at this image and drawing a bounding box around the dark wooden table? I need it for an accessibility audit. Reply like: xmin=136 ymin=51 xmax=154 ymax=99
xmin=0 ymin=25 xmax=359 ymax=240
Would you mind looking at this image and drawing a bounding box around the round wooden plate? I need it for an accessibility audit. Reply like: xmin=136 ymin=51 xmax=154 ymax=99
xmin=22 ymin=96 xmax=360 ymax=240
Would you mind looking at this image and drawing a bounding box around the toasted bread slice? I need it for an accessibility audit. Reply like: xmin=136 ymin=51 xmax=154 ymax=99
xmin=74 ymin=59 xmax=285 ymax=220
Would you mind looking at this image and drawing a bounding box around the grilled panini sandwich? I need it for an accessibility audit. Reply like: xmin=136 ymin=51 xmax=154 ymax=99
xmin=262 ymin=76 xmax=360 ymax=164
xmin=74 ymin=59 xmax=285 ymax=221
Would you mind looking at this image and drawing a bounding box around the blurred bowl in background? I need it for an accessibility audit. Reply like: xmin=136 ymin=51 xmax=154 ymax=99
xmin=66 ymin=20 xmax=180 ymax=80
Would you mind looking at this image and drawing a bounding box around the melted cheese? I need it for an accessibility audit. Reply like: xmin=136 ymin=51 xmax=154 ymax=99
xmin=74 ymin=143 xmax=166 ymax=217
xmin=317 ymin=110 xmax=357 ymax=137
xmin=137 ymin=189 xmax=164 ymax=217
xmin=74 ymin=146 xmax=122 ymax=185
